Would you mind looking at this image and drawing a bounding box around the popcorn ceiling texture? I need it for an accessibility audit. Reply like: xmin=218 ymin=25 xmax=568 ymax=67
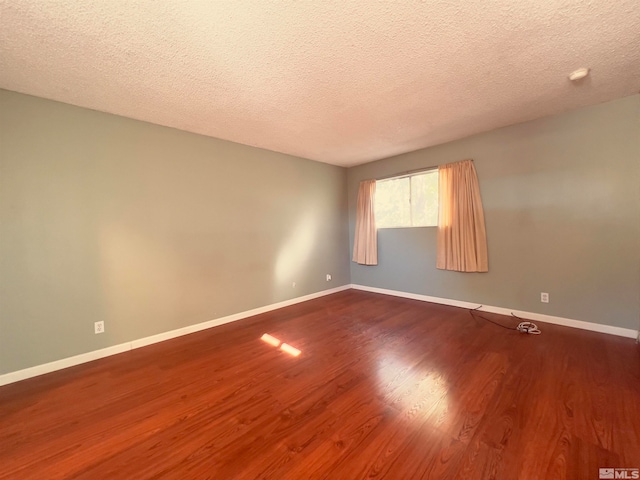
xmin=1 ymin=1 xmax=639 ymax=166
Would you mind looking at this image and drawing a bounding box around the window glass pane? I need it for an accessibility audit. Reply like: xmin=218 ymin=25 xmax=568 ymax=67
xmin=411 ymin=171 xmax=438 ymax=226
xmin=374 ymin=170 xmax=438 ymax=229
xmin=375 ymin=177 xmax=410 ymax=228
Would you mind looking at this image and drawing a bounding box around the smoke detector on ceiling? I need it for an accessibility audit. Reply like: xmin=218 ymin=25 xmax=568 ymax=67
xmin=568 ymin=68 xmax=590 ymax=81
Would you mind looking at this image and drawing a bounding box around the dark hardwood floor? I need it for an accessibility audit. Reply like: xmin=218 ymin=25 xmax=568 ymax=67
xmin=1 ymin=290 xmax=639 ymax=479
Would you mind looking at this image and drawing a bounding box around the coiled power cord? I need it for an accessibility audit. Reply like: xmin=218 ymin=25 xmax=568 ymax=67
xmin=470 ymin=306 xmax=541 ymax=335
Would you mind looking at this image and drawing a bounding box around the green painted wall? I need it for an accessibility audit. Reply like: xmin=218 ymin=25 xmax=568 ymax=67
xmin=348 ymin=95 xmax=640 ymax=330
xmin=0 ymin=90 xmax=350 ymax=374
xmin=2 ymin=89 xmax=638 ymax=376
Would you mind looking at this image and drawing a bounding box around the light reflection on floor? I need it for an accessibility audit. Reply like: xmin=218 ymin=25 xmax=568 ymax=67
xmin=260 ymin=333 xmax=281 ymax=347
xmin=260 ymin=334 xmax=302 ymax=357
xmin=280 ymin=343 xmax=301 ymax=357
xmin=376 ymin=356 xmax=449 ymax=426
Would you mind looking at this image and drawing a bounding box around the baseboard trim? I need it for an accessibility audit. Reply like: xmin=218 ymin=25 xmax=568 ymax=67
xmin=3 ymin=283 xmax=634 ymax=386
xmin=350 ymin=284 xmax=639 ymax=339
xmin=0 ymin=285 xmax=351 ymax=387
xmin=0 ymin=343 xmax=133 ymax=388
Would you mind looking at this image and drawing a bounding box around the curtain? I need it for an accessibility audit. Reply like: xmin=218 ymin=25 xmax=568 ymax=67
xmin=352 ymin=179 xmax=378 ymax=265
xmin=437 ymin=159 xmax=488 ymax=272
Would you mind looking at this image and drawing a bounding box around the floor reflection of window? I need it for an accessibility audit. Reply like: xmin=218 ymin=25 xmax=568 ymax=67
xmin=260 ymin=334 xmax=302 ymax=357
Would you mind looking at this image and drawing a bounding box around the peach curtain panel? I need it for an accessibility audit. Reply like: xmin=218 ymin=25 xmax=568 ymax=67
xmin=352 ymin=179 xmax=378 ymax=265
xmin=437 ymin=159 xmax=488 ymax=272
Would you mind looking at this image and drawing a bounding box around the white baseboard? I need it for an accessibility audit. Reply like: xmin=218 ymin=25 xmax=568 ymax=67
xmin=350 ymin=284 xmax=639 ymax=339
xmin=3 ymin=283 xmax=635 ymax=387
xmin=0 ymin=343 xmax=133 ymax=388
xmin=0 ymin=285 xmax=351 ymax=387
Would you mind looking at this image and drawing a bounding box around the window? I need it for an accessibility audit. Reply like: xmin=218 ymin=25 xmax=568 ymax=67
xmin=375 ymin=170 xmax=438 ymax=228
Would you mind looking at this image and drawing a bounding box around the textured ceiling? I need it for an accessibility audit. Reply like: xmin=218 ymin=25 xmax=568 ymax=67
xmin=1 ymin=1 xmax=639 ymax=167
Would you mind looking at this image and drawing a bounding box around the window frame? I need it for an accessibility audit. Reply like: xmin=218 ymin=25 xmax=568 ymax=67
xmin=375 ymin=168 xmax=439 ymax=229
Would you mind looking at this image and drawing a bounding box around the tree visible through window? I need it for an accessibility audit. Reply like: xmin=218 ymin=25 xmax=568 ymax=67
xmin=375 ymin=170 xmax=438 ymax=228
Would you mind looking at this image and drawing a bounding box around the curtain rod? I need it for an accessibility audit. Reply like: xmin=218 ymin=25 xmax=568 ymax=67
xmin=376 ymin=165 xmax=438 ymax=181
xmin=375 ymin=159 xmax=473 ymax=181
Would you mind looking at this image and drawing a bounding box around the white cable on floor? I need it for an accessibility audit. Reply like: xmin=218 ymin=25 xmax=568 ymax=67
xmin=470 ymin=306 xmax=542 ymax=335
xmin=516 ymin=321 xmax=541 ymax=335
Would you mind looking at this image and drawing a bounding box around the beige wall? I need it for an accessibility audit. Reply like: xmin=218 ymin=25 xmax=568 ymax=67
xmin=348 ymin=95 xmax=640 ymax=330
xmin=0 ymin=90 xmax=350 ymax=374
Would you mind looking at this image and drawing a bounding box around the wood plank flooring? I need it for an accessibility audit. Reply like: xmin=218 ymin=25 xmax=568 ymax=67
xmin=1 ymin=290 xmax=639 ymax=479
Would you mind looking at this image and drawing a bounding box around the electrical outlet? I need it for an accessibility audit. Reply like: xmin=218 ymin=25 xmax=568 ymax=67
xmin=292 ymin=282 xmax=296 ymax=288
xmin=541 ymin=292 xmax=549 ymax=303
xmin=326 ymin=274 xmax=332 ymax=281
xmin=94 ymin=321 xmax=105 ymax=334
